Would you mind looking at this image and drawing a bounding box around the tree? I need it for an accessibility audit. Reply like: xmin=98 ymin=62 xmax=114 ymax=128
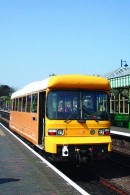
xmin=0 ymin=85 xmax=16 ymax=109
xmin=0 ymin=85 xmax=14 ymax=96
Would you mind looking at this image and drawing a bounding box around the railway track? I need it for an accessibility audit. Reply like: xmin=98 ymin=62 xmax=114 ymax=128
xmin=53 ymin=159 xmax=130 ymax=195
xmin=112 ymin=135 xmax=130 ymax=157
xmin=0 ymin=112 xmax=130 ymax=194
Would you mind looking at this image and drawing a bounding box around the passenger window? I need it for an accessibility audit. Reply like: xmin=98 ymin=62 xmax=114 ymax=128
xmin=12 ymin=99 xmax=15 ymax=111
xmin=31 ymin=94 xmax=38 ymax=113
xmin=16 ymin=98 xmax=18 ymax=111
xmin=26 ymin=95 xmax=31 ymax=112
xmin=19 ymin=98 xmax=22 ymax=111
xmin=22 ymin=96 xmax=26 ymax=112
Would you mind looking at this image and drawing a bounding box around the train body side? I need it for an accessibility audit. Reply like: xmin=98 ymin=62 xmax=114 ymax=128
xmin=10 ymin=111 xmax=38 ymax=144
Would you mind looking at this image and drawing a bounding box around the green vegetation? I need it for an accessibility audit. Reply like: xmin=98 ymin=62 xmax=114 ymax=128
xmin=0 ymin=85 xmax=16 ymax=110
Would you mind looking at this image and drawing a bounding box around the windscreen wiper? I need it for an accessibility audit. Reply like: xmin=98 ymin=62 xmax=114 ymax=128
xmin=64 ymin=111 xmax=78 ymax=123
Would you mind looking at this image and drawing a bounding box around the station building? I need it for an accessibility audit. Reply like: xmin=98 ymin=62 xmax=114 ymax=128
xmin=102 ymin=66 xmax=130 ymax=128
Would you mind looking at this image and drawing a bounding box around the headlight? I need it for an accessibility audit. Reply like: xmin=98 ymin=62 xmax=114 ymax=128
xmin=98 ymin=129 xmax=104 ymax=135
xmin=98 ymin=128 xmax=110 ymax=135
xmin=48 ymin=129 xmax=64 ymax=136
xmin=57 ymin=129 xmax=64 ymax=135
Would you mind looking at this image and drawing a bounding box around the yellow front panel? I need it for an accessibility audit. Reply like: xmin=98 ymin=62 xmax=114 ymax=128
xmin=45 ymin=118 xmax=112 ymax=153
xmin=45 ymin=119 xmax=110 ymax=137
xmin=45 ymin=136 xmax=112 ymax=153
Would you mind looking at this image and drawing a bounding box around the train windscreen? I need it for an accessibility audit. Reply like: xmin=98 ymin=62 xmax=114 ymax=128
xmin=46 ymin=90 xmax=110 ymax=120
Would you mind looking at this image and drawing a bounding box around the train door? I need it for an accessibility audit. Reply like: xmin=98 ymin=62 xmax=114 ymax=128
xmin=38 ymin=91 xmax=46 ymax=146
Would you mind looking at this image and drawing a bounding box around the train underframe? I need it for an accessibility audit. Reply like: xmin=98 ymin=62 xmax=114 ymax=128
xmin=47 ymin=144 xmax=110 ymax=166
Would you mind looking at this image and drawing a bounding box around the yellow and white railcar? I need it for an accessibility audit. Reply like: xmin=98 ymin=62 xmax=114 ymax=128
xmin=10 ymin=74 xmax=112 ymax=164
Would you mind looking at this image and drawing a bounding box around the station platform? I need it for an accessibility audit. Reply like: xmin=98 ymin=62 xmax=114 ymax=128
xmin=0 ymin=124 xmax=86 ymax=195
xmin=111 ymin=126 xmax=130 ymax=137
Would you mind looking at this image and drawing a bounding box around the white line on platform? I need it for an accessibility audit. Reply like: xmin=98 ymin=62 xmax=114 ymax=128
xmin=0 ymin=123 xmax=89 ymax=195
xmin=111 ymin=130 xmax=130 ymax=137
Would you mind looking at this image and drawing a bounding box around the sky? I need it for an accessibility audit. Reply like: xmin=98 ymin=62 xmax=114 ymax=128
xmin=0 ymin=0 xmax=130 ymax=90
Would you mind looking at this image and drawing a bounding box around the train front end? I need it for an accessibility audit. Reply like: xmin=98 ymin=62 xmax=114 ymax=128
xmin=44 ymin=88 xmax=112 ymax=164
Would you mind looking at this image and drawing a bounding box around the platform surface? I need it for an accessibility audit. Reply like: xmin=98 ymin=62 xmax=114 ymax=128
xmin=0 ymin=124 xmax=84 ymax=195
xmin=111 ymin=125 xmax=130 ymax=137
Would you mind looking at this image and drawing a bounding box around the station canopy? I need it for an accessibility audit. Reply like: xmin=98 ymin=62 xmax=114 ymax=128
xmin=102 ymin=66 xmax=130 ymax=79
xmin=101 ymin=66 xmax=130 ymax=88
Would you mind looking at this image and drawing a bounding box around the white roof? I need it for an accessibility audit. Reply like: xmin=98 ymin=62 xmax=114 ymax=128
xmin=11 ymin=77 xmax=50 ymax=99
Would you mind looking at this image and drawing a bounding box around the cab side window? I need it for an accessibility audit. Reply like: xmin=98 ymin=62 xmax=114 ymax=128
xmin=31 ymin=94 xmax=38 ymax=113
